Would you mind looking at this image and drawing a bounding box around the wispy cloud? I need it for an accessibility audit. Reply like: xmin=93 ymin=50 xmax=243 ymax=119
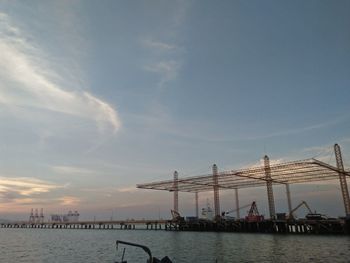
xmin=142 ymin=38 xmax=177 ymax=52
xmin=239 ymin=158 xmax=285 ymax=169
xmin=0 ymin=177 xmax=61 ymax=198
xmin=301 ymin=144 xmax=335 ymax=161
xmin=51 ymin=165 xmax=95 ymax=175
xmin=129 ymin=112 xmax=349 ymax=144
xmin=140 ymin=2 xmax=189 ymax=91
xmin=58 ymin=196 xmax=81 ymax=206
xmin=248 ymin=119 xmax=345 ymax=141
xmin=116 ymin=186 xmax=139 ymax=193
xmin=81 ymin=185 xmax=139 ymax=194
xmin=0 ymin=12 xmax=121 ymax=133
xmin=302 ymin=145 xmax=333 ymax=153
xmin=340 ymin=138 xmax=350 ymax=144
xmin=172 ymin=0 xmax=191 ymax=28
xmin=144 ymin=60 xmax=181 ymax=89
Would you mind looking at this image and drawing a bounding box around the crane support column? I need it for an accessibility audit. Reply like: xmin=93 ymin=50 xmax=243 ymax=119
xmin=195 ymin=192 xmax=199 ymax=218
xmin=235 ymin=188 xmax=240 ymax=219
xmin=334 ymin=144 xmax=350 ymax=215
xmin=213 ymin=164 xmax=221 ymax=217
xmin=173 ymin=171 xmax=179 ymax=212
xmin=286 ymin=183 xmax=292 ymax=215
xmin=264 ymin=155 xmax=276 ymax=219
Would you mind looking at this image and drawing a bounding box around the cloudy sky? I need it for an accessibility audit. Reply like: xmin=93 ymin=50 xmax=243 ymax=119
xmin=0 ymin=0 xmax=349 ymax=220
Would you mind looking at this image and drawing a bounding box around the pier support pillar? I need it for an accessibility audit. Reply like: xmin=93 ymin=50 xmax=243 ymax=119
xmin=213 ymin=164 xmax=221 ymax=217
xmin=334 ymin=144 xmax=350 ymax=215
xmin=235 ymin=188 xmax=240 ymax=219
xmin=264 ymin=155 xmax=276 ymax=219
xmin=173 ymin=171 xmax=179 ymax=213
xmin=286 ymin=183 xmax=292 ymax=215
xmin=195 ymin=192 xmax=199 ymax=218
xmin=345 ymin=216 xmax=350 ymax=235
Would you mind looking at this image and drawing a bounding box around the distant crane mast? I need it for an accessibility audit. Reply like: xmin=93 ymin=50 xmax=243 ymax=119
xmin=34 ymin=209 xmax=39 ymax=223
xmin=29 ymin=208 xmax=34 ymax=223
xmin=40 ymin=208 xmax=44 ymax=223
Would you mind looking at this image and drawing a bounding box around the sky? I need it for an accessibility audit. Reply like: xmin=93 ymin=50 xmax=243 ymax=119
xmin=0 ymin=0 xmax=349 ymax=221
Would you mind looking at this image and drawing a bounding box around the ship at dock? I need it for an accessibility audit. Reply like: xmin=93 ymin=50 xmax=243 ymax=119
xmin=51 ymin=211 xmax=80 ymax=223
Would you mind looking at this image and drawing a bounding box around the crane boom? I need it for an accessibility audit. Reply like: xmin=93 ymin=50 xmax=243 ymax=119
xmin=289 ymin=201 xmax=313 ymax=219
xmin=222 ymin=203 xmax=253 ymax=216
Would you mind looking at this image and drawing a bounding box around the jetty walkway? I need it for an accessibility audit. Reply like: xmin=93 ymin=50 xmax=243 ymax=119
xmin=0 ymin=219 xmax=168 ymax=230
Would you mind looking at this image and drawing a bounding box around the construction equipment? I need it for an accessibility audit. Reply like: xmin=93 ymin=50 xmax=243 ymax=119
xmin=245 ymin=201 xmax=264 ymax=222
xmin=288 ymin=200 xmax=329 ymax=220
xmin=288 ymin=200 xmax=312 ymax=220
xmin=305 ymin=213 xmax=328 ymax=220
xmin=170 ymin=210 xmax=184 ymax=222
xmin=221 ymin=203 xmax=252 ymax=218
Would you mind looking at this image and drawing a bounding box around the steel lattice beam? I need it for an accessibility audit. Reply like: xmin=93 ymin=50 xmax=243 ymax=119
xmin=264 ymin=155 xmax=276 ymax=219
xmin=137 ymin=158 xmax=350 ymax=193
xmin=213 ymin=164 xmax=220 ymax=217
xmin=173 ymin=171 xmax=178 ymax=212
xmin=334 ymin=144 xmax=350 ymax=215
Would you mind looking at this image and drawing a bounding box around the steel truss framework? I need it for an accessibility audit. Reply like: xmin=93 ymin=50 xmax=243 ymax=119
xmin=136 ymin=158 xmax=350 ymax=193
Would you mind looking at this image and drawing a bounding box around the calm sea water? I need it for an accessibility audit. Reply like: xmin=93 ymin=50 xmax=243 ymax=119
xmin=0 ymin=228 xmax=349 ymax=262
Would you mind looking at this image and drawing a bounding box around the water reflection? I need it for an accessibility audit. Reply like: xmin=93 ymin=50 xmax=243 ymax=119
xmin=0 ymin=229 xmax=350 ymax=262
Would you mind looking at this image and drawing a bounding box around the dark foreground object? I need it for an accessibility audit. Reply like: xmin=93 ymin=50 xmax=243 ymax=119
xmin=115 ymin=240 xmax=172 ymax=263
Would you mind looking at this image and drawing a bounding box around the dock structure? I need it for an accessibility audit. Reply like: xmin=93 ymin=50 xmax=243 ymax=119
xmin=2 ymin=217 xmax=349 ymax=235
xmin=164 ymin=217 xmax=349 ymax=235
xmin=137 ymin=144 xmax=350 ymax=234
xmin=0 ymin=219 xmax=167 ymax=231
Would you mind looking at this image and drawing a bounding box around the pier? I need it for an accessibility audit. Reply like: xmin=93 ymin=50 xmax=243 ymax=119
xmin=137 ymin=143 xmax=350 ymax=235
xmin=2 ymin=217 xmax=349 ymax=235
xmin=0 ymin=219 xmax=167 ymax=230
xmin=164 ymin=217 xmax=350 ymax=235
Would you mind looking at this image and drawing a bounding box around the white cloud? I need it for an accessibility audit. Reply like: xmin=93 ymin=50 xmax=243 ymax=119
xmin=301 ymin=144 xmax=335 ymax=162
xmin=51 ymin=165 xmax=95 ymax=175
xmin=237 ymin=158 xmax=285 ymax=170
xmin=81 ymin=185 xmax=139 ymax=194
xmin=144 ymin=60 xmax=181 ymax=89
xmin=302 ymin=145 xmax=333 ymax=153
xmin=116 ymin=186 xmax=139 ymax=193
xmin=0 ymin=176 xmax=61 ymax=197
xmin=172 ymin=0 xmax=191 ymax=28
xmin=142 ymin=38 xmax=177 ymax=51
xmin=139 ymin=1 xmax=191 ymax=92
xmin=0 ymin=12 xmax=121 ymax=133
xmin=340 ymin=138 xmax=350 ymax=144
xmin=58 ymin=196 xmax=81 ymax=206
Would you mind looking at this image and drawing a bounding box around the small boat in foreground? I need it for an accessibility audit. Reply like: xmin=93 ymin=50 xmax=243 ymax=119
xmin=115 ymin=240 xmax=172 ymax=263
